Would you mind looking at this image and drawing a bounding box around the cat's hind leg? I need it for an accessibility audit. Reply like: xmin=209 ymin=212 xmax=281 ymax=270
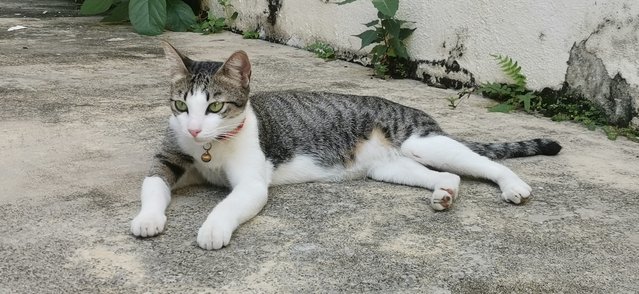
xmin=401 ymin=135 xmax=532 ymax=204
xmin=367 ymin=156 xmax=461 ymax=210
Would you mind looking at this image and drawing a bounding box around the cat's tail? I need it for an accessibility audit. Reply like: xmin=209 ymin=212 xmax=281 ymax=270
xmin=459 ymin=138 xmax=562 ymax=160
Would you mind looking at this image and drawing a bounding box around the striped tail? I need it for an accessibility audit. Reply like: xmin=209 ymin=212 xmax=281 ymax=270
xmin=461 ymin=138 xmax=562 ymax=160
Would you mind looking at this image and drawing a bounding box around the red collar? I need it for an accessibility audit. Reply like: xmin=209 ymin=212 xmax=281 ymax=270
xmin=216 ymin=119 xmax=245 ymax=141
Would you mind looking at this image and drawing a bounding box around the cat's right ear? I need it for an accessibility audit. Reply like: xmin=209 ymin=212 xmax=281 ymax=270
xmin=161 ymin=41 xmax=189 ymax=82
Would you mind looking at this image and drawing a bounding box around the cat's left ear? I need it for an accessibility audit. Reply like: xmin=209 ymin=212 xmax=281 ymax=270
xmin=221 ymin=50 xmax=251 ymax=89
xmin=161 ymin=41 xmax=190 ymax=83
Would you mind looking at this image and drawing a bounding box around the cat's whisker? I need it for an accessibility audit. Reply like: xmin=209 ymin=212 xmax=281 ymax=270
xmin=199 ymin=127 xmax=236 ymax=139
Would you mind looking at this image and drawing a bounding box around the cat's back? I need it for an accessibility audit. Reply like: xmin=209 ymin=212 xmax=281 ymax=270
xmin=250 ymin=91 xmax=442 ymax=166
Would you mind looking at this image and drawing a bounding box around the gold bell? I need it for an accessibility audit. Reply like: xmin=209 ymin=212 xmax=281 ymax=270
xmin=201 ymin=143 xmax=212 ymax=162
xmin=201 ymin=151 xmax=212 ymax=162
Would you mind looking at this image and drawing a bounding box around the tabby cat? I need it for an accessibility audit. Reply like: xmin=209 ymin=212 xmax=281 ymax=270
xmin=130 ymin=42 xmax=561 ymax=250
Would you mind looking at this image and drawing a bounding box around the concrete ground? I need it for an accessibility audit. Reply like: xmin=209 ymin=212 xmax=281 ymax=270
xmin=1 ymin=2 xmax=639 ymax=293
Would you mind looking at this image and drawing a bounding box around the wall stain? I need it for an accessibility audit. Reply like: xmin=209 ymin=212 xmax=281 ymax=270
xmin=565 ymin=16 xmax=639 ymax=126
xmin=267 ymin=0 xmax=282 ymax=25
xmin=408 ymin=59 xmax=476 ymax=90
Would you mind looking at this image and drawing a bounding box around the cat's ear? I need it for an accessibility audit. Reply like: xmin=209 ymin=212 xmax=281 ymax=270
xmin=161 ymin=41 xmax=190 ymax=82
xmin=221 ymin=50 xmax=251 ymax=88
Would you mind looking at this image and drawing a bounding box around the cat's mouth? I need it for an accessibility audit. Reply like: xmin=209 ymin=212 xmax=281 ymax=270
xmin=192 ymin=136 xmax=211 ymax=143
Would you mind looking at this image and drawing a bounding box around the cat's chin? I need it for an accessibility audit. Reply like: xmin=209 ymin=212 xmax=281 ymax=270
xmin=192 ymin=137 xmax=212 ymax=144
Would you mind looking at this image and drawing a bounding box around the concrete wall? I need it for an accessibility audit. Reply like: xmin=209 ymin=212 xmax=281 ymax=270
xmin=207 ymin=0 xmax=639 ymax=126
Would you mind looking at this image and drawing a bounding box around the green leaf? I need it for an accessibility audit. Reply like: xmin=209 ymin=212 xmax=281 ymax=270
xmin=101 ymin=0 xmax=129 ymax=22
xmin=399 ymin=27 xmax=416 ymax=40
xmin=489 ymin=103 xmax=515 ymax=113
xmin=517 ymin=92 xmax=533 ymax=111
xmin=166 ymin=0 xmax=196 ymax=32
xmin=230 ymin=12 xmax=238 ymax=21
xmin=129 ymin=0 xmax=167 ymax=36
xmin=386 ymin=47 xmax=396 ymax=57
xmin=382 ymin=19 xmax=401 ymax=39
xmin=81 ymin=0 xmax=114 ymax=15
xmin=336 ymin=0 xmax=358 ymax=5
xmin=374 ymin=62 xmax=388 ymax=78
xmin=363 ymin=20 xmax=379 ymax=27
xmin=354 ymin=30 xmax=381 ymax=49
xmin=243 ymin=30 xmax=260 ymax=39
xmin=396 ymin=43 xmax=408 ymax=59
xmin=604 ymin=127 xmax=618 ymax=140
xmin=370 ymin=44 xmax=387 ymax=63
xmin=372 ymin=0 xmax=398 ymax=18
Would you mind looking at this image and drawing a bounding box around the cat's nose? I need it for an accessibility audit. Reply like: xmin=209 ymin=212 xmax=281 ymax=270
xmin=188 ymin=129 xmax=201 ymax=137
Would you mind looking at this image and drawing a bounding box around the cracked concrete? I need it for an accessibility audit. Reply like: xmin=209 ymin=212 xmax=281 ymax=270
xmin=565 ymin=15 xmax=639 ymax=126
xmin=1 ymin=3 xmax=639 ymax=293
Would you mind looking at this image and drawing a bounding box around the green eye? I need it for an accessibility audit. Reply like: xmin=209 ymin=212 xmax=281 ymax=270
xmin=174 ymin=100 xmax=188 ymax=112
xmin=208 ymin=102 xmax=224 ymax=113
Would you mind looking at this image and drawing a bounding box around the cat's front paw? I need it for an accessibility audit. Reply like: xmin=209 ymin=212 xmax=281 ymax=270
xmin=131 ymin=212 xmax=167 ymax=237
xmin=500 ymin=178 xmax=532 ymax=205
xmin=197 ymin=219 xmax=236 ymax=250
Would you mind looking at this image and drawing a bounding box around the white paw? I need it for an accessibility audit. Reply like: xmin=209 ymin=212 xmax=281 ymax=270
xmin=431 ymin=187 xmax=457 ymax=211
xmin=131 ymin=212 xmax=167 ymax=237
xmin=500 ymin=178 xmax=532 ymax=205
xmin=430 ymin=173 xmax=460 ymax=211
xmin=197 ymin=218 xmax=236 ymax=250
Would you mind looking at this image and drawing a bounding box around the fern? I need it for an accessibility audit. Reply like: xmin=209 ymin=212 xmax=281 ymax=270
xmin=456 ymin=54 xmax=639 ymax=142
xmin=491 ymin=54 xmax=527 ymax=87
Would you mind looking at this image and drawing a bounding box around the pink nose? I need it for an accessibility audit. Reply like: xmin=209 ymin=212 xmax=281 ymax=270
xmin=188 ymin=129 xmax=201 ymax=137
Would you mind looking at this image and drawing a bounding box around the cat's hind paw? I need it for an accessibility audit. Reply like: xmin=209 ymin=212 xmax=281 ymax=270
xmin=131 ymin=212 xmax=167 ymax=237
xmin=431 ymin=187 xmax=457 ymax=211
xmin=197 ymin=219 xmax=235 ymax=250
xmin=500 ymin=179 xmax=532 ymax=205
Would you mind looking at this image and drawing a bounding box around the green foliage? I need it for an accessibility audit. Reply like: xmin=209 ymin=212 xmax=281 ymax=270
xmin=219 ymin=0 xmax=239 ymax=24
xmin=192 ymin=0 xmax=237 ymax=35
xmin=100 ymin=1 xmax=130 ymax=23
xmin=80 ymin=0 xmax=114 ymax=15
xmin=345 ymin=0 xmax=415 ymax=78
xmin=541 ymin=91 xmax=607 ymax=127
xmin=242 ymin=30 xmax=260 ymax=39
xmin=374 ymin=62 xmax=389 ymax=77
xmin=79 ymin=0 xmax=196 ymax=36
xmin=306 ymin=42 xmax=336 ymax=60
xmin=491 ymin=54 xmax=526 ymax=87
xmin=191 ymin=12 xmax=226 ymax=34
xmin=478 ymin=55 xmax=539 ymax=113
xmin=129 ymin=0 xmax=167 ymax=35
xmin=468 ymin=54 xmax=639 ymax=142
xmin=165 ymin=0 xmax=197 ymax=32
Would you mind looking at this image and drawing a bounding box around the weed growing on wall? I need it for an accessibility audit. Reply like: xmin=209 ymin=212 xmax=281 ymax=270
xmin=80 ymin=0 xmax=197 ymax=35
xmin=452 ymin=54 xmax=639 ymax=142
xmin=191 ymin=12 xmax=226 ymax=34
xmin=479 ymin=55 xmax=540 ymax=113
xmin=191 ymin=0 xmax=237 ymax=34
xmin=339 ymin=0 xmax=415 ymax=78
xmin=306 ymin=42 xmax=336 ymax=60
xmin=242 ymin=30 xmax=260 ymax=39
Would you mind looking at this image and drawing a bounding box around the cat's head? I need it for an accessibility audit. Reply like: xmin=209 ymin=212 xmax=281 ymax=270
xmin=162 ymin=41 xmax=252 ymax=143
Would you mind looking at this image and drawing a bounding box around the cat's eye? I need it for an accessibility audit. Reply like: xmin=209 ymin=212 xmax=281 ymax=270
xmin=174 ymin=100 xmax=188 ymax=112
xmin=208 ymin=102 xmax=224 ymax=113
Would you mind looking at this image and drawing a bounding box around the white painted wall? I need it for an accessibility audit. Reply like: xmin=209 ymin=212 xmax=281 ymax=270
xmin=209 ymin=0 xmax=637 ymax=88
xmin=207 ymin=0 xmax=639 ymax=124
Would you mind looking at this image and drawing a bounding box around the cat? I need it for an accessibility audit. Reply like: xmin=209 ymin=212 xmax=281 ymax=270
xmin=130 ymin=42 xmax=561 ymax=250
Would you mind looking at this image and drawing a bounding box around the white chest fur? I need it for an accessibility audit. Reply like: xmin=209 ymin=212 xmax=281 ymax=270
xmin=171 ymin=107 xmax=270 ymax=187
